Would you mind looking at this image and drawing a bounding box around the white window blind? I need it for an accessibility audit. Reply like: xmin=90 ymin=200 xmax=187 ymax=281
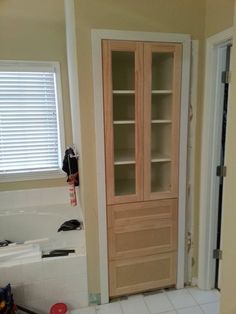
xmin=0 ymin=64 xmax=63 ymax=177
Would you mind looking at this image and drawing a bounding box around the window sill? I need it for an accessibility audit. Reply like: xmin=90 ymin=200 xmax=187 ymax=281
xmin=0 ymin=170 xmax=66 ymax=183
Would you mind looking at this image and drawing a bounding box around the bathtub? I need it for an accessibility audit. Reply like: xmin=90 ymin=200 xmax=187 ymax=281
xmin=0 ymin=187 xmax=89 ymax=313
xmin=0 ymin=204 xmax=85 ymax=252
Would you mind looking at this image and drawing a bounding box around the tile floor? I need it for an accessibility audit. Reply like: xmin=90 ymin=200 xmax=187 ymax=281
xmin=71 ymin=288 xmax=220 ymax=314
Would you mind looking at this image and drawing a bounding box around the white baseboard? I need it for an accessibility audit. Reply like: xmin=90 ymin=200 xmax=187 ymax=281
xmin=191 ymin=277 xmax=198 ymax=287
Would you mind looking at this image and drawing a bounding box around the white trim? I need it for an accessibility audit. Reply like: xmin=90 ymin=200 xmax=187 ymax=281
xmin=92 ymin=29 xmax=190 ymax=43
xmin=0 ymin=170 xmax=66 ymax=183
xmin=198 ymin=27 xmax=233 ymax=290
xmin=54 ymin=62 xmax=66 ymax=168
xmin=64 ymin=0 xmax=82 ymax=153
xmin=191 ymin=277 xmax=198 ymax=287
xmin=64 ymin=0 xmax=85 ymax=215
xmin=185 ymin=40 xmax=199 ymax=285
xmin=0 ymin=60 xmax=60 ymax=72
xmin=91 ymin=29 xmax=191 ymax=303
xmin=177 ymin=33 xmax=191 ymax=289
xmin=92 ymin=30 xmax=109 ymax=304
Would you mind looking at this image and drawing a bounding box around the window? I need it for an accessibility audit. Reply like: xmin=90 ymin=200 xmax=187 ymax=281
xmin=0 ymin=61 xmax=65 ymax=182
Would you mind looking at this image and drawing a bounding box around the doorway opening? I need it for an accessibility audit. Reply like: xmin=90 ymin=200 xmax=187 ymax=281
xmin=198 ymin=28 xmax=233 ymax=291
xmin=214 ymin=43 xmax=232 ymax=290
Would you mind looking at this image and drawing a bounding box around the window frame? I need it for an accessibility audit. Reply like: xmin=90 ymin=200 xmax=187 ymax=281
xmin=0 ymin=60 xmax=66 ymax=182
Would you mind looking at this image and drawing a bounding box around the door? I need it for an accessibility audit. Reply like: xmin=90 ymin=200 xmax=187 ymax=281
xmin=215 ymin=43 xmax=232 ymax=290
xmin=143 ymin=43 xmax=182 ymax=200
xmin=102 ymin=40 xmax=144 ymax=205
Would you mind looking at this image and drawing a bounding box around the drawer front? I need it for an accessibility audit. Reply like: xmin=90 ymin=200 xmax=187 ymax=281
xmin=109 ymin=252 xmax=176 ymax=297
xmin=109 ymin=220 xmax=177 ymax=259
xmin=107 ymin=199 xmax=177 ymax=228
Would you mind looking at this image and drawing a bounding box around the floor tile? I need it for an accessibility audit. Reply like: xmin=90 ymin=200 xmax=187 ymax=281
xmin=121 ymin=295 xmax=149 ymax=314
xmin=70 ymin=307 xmax=96 ymax=314
xmin=177 ymin=305 xmax=204 ymax=314
xmin=144 ymin=292 xmax=174 ymax=313
xmin=166 ymin=289 xmax=197 ymax=309
xmin=96 ymin=301 xmax=123 ymax=314
xmin=187 ymin=288 xmax=219 ymax=305
xmin=200 ymin=302 xmax=219 ymax=314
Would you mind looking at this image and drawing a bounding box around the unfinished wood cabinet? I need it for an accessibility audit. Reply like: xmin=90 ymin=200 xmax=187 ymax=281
xmin=108 ymin=202 xmax=177 ymax=260
xmin=102 ymin=40 xmax=182 ymax=297
xmin=109 ymin=252 xmax=176 ymax=297
xmin=143 ymin=43 xmax=182 ymax=200
xmin=103 ymin=40 xmax=143 ymax=205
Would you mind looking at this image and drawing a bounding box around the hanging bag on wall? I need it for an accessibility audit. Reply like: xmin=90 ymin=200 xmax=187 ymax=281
xmin=62 ymin=147 xmax=79 ymax=206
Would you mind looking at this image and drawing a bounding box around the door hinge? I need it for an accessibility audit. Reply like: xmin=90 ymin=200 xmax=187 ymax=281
xmin=222 ymin=71 xmax=231 ymax=84
xmin=216 ymin=165 xmax=227 ymax=177
xmin=213 ymin=249 xmax=223 ymax=260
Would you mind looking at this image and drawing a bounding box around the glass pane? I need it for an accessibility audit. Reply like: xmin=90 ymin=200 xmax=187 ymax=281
xmin=152 ymin=53 xmax=173 ymax=90
xmin=115 ymin=164 xmax=136 ymax=195
xmin=151 ymin=124 xmax=171 ymax=160
xmin=112 ymin=51 xmax=135 ymax=90
xmin=152 ymin=94 xmax=172 ymax=120
xmin=114 ymin=124 xmax=135 ymax=163
xmin=151 ymin=162 xmax=171 ymax=192
xmin=113 ymin=94 xmax=135 ymax=121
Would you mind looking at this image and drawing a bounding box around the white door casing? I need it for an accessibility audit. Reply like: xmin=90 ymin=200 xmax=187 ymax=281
xmin=198 ymin=28 xmax=233 ymax=290
xmin=91 ymin=30 xmax=191 ymax=303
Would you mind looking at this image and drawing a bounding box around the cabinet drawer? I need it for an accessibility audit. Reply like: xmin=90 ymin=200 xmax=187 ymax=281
xmin=107 ymin=199 xmax=177 ymax=228
xmin=109 ymin=252 xmax=176 ymax=297
xmin=109 ymin=220 xmax=177 ymax=259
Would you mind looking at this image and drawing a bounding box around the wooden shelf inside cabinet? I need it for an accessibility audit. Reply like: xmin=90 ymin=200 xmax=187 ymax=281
xmin=151 ymin=120 xmax=172 ymax=124
xmin=114 ymin=149 xmax=136 ymax=165
xmin=113 ymin=90 xmax=135 ymax=94
xmin=113 ymin=120 xmax=136 ymax=125
xmin=152 ymin=90 xmax=173 ymax=95
xmin=151 ymin=153 xmax=171 ymax=163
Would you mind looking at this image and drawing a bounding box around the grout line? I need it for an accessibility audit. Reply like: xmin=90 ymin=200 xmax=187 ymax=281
xmin=199 ymin=304 xmax=207 ymax=314
xmin=164 ymin=289 xmax=201 ymax=311
xmin=186 ymin=287 xmax=220 ymax=306
xmin=143 ymin=291 xmax=177 ymax=314
xmin=200 ymin=301 xmax=220 ymax=312
xmin=119 ymin=298 xmax=126 ymax=314
xmin=95 ymin=300 xmax=125 ymax=314
xmin=142 ymin=293 xmax=152 ymax=314
xmin=164 ymin=289 xmax=177 ymax=310
xmin=186 ymin=287 xmax=201 ymax=305
xmin=118 ymin=300 xmax=125 ymax=314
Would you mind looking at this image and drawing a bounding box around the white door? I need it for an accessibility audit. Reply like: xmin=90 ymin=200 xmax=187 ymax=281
xmin=214 ymin=43 xmax=232 ymax=290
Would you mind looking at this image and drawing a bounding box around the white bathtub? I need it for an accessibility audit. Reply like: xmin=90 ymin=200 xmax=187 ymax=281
xmin=0 ymin=187 xmax=88 ymax=313
xmin=0 ymin=204 xmax=85 ymax=252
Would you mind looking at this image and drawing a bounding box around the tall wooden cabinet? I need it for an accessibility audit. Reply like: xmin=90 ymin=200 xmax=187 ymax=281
xmin=102 ymin=40 xmax=182 ymax=297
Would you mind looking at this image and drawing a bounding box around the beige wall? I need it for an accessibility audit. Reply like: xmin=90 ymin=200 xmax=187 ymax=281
xmin=205 ymin=0 xmax=234 ymax=37
xmin=76 ymin=0 xmax=206 ymax=294
xmin=221 ymin=2 xmax=236 ymax=313
xmin=0 ymin=0 xmax=72 ymax=191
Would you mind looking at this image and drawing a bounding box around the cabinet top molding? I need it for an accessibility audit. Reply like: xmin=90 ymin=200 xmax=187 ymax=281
xmin=92 ymin=29 xmax=191 ymax=44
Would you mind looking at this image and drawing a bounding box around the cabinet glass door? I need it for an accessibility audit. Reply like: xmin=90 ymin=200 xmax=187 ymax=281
xmin=103 ymin=40 xmax=143 ymax=204
xmin=143 ymin=43 xmax=182 ymax=200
